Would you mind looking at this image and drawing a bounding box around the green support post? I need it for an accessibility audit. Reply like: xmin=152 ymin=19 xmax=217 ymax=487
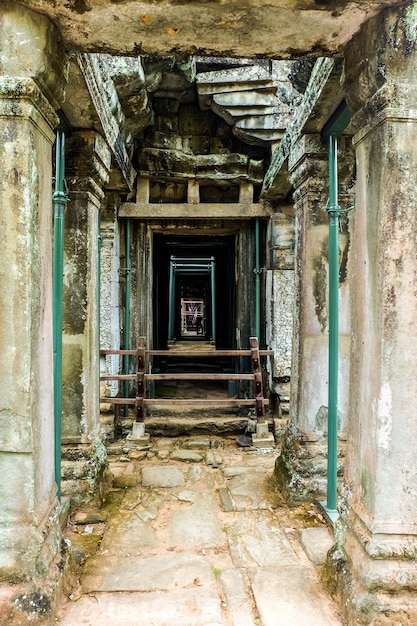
xmin=124 ymin=219 xmax=131 ymax=415
xmin=254 ymin=218 xmax=261 ymax=342
xmin=320 ymin=100 xmax=353 ymax=518
xmin=52 ymin=128 xmax=67 ymax=500
xmin=168 ymin=259 xmax=176 ymax=342
xmin=326 ymin=134 xmax=339 ymax=513
xmin=210 ymin=257 xmax=216 ymax=343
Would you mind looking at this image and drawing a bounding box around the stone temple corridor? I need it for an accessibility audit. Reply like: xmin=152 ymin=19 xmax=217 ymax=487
xmin=3 ymin=1 xmax=417 ymax=624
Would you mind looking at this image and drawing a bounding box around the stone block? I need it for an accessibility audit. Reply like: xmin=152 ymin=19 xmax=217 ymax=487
xmin=252 ymin=432 xmax=275 ymax=449
xmin=141 ymin=466 xmax=185 ymax=488
xmin=255 ymin=422 xmax=269 ymax=436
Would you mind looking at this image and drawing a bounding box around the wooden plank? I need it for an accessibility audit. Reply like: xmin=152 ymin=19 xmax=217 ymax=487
xmin=146 ymin=373 xmax=254 ymax=381
xmin=100 ymin=375 xmax=136 ymax=380
xmin=101 ymin=349 xmax=137 ymax=355
xmin=144 ymin=399 xmax=269 ymax=406
xmin=100 ymin=349 xmax=273 ymax=357
xmin=100 ymin=398 xmax=136 ymax=405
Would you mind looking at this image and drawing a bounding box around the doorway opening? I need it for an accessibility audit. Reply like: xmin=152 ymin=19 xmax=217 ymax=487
xmin=153 ymin=233 xmax=235 ymax=350
xmin=152 ymin=233 xmax=237 ymax=405
xmin=168 ymin=256 xmax=216 ymax=344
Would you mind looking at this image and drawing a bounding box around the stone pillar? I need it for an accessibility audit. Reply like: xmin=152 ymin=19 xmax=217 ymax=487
xmin=99 ymin=193 xmax=122 ymax=441
xmin=265 ymin=211 xmax=295 ymax=420
xmin=274 ymin=134 xmax=354 ymax=499
xmin=0 ymin=3 xmax=68 ymax=621
xmin=329 ymin=4 xmax=417 ymax=623
xmin=62 ymin=131 xmax=112 ymax=501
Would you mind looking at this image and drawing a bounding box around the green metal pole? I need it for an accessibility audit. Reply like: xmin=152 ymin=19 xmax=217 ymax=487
xmin=124 ymin=219 xmax=131 ymax=416
xmin=168 ymin=259 xmax=175 ymax=341
xmin=210 ymin=257 xmax=216 ymax=343
xmin=52 ymin=129 xmax=67 ymax=500
xmin=254 ymin=218 xmax=261 ymax=342
xmin=326 ymin=134 xmax=339 ymax=512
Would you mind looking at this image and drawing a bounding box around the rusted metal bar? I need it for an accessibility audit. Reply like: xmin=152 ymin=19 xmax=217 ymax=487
xmin=136 ymin=337 xmax=147 ymax=422
xmin=101 ymin=349 xmax=138 ymax=355
xmin=100 ymin=374 xmax=137 ymax=380
xmin=250 ymin=336 xmax=265 ymax=423
xmin=100 ymin=398 xmax=136 ymax=405
xmin=100 ymin=397 xmax=269 ymax=407
xmin=100 ymin=348 xmax=273 ymax=357
xmin=144 ymin=398 xmax=269 ymax=406
xmin=147 ymin=373 xmax=254 ymax=381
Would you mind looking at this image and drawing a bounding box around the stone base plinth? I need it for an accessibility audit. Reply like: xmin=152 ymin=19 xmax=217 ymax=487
xmin=324 ymin=520 xmax=417 ymax=625
xmin=252 ymin=432 xmax=275 ymax=448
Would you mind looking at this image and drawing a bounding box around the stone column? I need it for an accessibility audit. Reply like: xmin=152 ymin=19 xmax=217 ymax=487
xmin=265 ymin=211 xmax=295 ymax=419
xmin=330 ymin=4 xmax=417 ymax=623
xmin=62 ymin=131 xmax=112 ymax=501
xmin=275 ymin=134 xmax=354 ymax=499
xmin=99 ymin=193 xmax=122 ymax=441
xmin=0 ymin=3 xmax=68 ymax=621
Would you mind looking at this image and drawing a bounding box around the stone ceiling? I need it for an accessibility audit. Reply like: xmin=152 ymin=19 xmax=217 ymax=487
xmin=16 ymin=0 xmax=404 ymax=58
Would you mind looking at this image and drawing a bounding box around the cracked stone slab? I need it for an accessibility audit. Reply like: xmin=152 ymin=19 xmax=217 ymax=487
xmin=59 ymin=588 xmax=223 ymax=626
xmin=166 ymin=494 xmax=226 ymax=550
xmin=219 ymin=568 xmax=258 ymax=626
xmin=142 ymin=465 xmax=185 ymax=487
xmin=81 ymin=552 xmax=216 ymax=593
xmin=226 ymin=513 xmax=298 ymax=568
xmin=248 ymin=566 xmax=343 ymax=626
xmin=225 ymin=471 xmax=271 ymax=510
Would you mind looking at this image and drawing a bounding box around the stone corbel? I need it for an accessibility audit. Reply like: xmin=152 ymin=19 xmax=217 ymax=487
xmin=66 ymin=131 xmax=112 ymax=201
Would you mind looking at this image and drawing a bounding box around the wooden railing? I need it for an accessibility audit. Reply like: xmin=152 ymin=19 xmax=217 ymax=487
xmin=100 ymin=336 xmax=273 ymax=424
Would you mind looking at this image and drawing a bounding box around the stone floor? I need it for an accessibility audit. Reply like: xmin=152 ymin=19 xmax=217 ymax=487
xmin=57 ymin=435 xmax=344 ymax=626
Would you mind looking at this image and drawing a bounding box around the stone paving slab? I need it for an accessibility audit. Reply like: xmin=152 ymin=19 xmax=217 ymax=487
xmin=219 ymin=568 xmax=258 ymax=626
xmin=166 ymin=493 xmax=226 ymax=549
xmin=142 ymin=465 xmax=185 ymax=487
xmin=248 ymin=566 xmax=343 ymax=626
xmin=81 ymin=552 xmax=215 ymax=593
xmin=226 ymin=512 xmax=298 ymax=568
xmin=98 ymin=512 xmax=156 ymax=556
xmin=225 ymin=471 xmax=272 ymax=510
xmin=299 ymin=525 xmax=335 ymax=565
xmin=59 ymin=588 xmax=224 ymax=626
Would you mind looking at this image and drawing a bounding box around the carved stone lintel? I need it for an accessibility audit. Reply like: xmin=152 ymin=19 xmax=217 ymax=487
xmin=78 ymin=53 xmax=136 ymax=191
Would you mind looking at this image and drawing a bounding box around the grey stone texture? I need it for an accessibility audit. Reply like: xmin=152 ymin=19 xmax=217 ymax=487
xmin=299 ymin=526 xmax=335 ymax=565
xmin=59 ymin=440 xmax=342 ymax=625
xmin=142 ymin=465 xmax=185 ymax=488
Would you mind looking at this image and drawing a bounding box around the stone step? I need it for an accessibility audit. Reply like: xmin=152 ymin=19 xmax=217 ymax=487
xmin=61 ymin=459 xmax=93 ymax=480
xmin=213 ymin=91 xmax=282 ymax=108
xmin=196 ymin=64 xmax=273 ymax=86
xmin=233 ymin=127 xmax=285 ymax=146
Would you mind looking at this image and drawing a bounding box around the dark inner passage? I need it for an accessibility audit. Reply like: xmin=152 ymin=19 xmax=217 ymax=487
xmin=152 ymin=234 xmax=236 ymax=401
xmin=153 ymin=234 xmax=235 ymax=350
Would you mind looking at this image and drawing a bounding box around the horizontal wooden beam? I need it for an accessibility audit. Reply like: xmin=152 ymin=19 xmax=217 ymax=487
xmin=101 ymin=349 xmax=273 ymax=358
xmin=100 ymin=398 xmax=269 ymax=406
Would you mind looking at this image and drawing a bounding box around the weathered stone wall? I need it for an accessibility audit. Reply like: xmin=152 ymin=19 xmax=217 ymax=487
xmin=0 ymin=4 xmax=69 ymax=623
xmin=274 ymin=132 xmax=355 ymax=500
xmin=265 ymin=212 xmax=295 ymax=380
xmin=326 ymin=4 xmax=417 ymax=624
xmin=61 ymin=130 xmax=112 ymax=502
